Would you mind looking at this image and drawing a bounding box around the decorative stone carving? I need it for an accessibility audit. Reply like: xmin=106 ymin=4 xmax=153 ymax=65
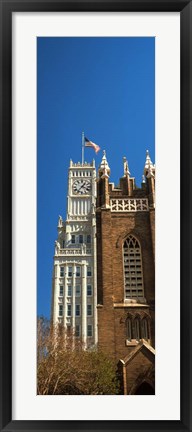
xmin=58 ymin=215 xmax=63 ymax=227
xmin=111 ymin=198 xmax=149 ymax=212
xmin=54 ymin=240 xmax=60 ymax=255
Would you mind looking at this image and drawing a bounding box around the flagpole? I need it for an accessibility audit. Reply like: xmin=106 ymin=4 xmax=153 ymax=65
xmin=82 ymin=131 xmax=84 ymax=165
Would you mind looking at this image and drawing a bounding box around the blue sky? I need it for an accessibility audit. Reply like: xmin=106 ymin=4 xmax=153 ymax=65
xmin=37 ymin=37 xmax=155 ymax=319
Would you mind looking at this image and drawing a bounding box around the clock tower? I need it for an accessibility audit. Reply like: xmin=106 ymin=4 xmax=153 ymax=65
xmin=51 ymin=159 xmax=97 ymax=348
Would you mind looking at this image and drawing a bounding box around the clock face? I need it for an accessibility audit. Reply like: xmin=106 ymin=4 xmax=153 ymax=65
xmin=73 ymin=179 xmax=91 ymax=195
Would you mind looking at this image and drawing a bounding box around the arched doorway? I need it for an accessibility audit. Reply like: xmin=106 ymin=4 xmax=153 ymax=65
xmin=134 ymin=381 xmax=155 ymax=395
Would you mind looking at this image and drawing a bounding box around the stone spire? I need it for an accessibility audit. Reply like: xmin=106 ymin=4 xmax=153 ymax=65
xmin=123 ymin=157 xmax=130 ymax=177
xmin=98 ymin=150 xmax=110 ymax=178
xmin=144 ymin=150 xmax=155 ymax=208
xmin=144 ymin=150 xmax=155 ymax=178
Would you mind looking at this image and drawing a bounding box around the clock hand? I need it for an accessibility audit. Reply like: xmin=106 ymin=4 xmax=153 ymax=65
xmin=76 ymin=182 xmax=83 ymax=192
xmin=79 ymin=182 xmax=86 ymax=192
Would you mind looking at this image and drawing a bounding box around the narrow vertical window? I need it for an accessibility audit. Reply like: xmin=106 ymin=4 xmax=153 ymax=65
xmin=87 ymin=285 xmax=92 ymax=296
xmin=71 ymin=235 xmax=75 ymax=244
xmin=87 ymin=235 xmax=91 ymax=244
xmin=123 ymin=235 xmax=144 ymax=299
xmin=67 ymin=304 xmax=71 ymax=317
xmin=59 ymin=304 xmax=63 ymax=317
xmin=134 ymin=319 xmax=140 ymax=340
xmin=87 ymin=266 xmax=92 ymax=276
xmin=76 ymin=266 xmax=81 ymax=277
xmin=141 ymin=318 xmax=149 ymax=339
xmin=60 ymin=266 xmax=64 ymax=277
xmin=87 ymin=304 xmax=92 ymax=316
xmin=127 ymin=318 xmax=132 ymax=341
xmin=87 ymin=325 xmax=93 ymax=337
xmin=68 ymin=266 xmax=72 ymax=277
xmin=79 ymin=235 xmax=83 ymax=244
xmin=76 ymin=285 xmax=81 ymax=296
xmin=76 ymin=304 xmax=81 ymax=316
xmin=59 ymin=285 xmax=64 ymax=296
xmin=67 ymin=285 xmax=72 ymax=297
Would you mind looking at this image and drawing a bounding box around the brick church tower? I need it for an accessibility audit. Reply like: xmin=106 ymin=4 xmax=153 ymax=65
xmin=96 ymin=150 xmax=155 ymax=395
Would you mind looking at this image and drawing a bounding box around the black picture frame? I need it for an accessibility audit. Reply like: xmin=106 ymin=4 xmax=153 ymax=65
xmin=0 ymin=0 xmax=191 ymax=431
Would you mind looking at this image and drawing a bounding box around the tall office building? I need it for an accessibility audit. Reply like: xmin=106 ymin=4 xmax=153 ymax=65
xmin=51 ymin=159 xmax=97 ymax=348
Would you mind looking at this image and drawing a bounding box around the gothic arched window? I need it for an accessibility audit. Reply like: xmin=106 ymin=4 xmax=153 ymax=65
xmin=141 ymin=318 xmax=149 ymax=339
xmin=134 ymin=318 xmax=140 ymax=340
xmin=127 ymin=318 xmax=132 ymax=341
xmin=126 ymin=315 xmax=150 ymax=343
xmin=123 ymin=235 xmax=144 ymax=300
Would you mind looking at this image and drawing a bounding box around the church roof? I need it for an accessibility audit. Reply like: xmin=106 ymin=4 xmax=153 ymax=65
xmin=119 ymin=340 xmax=155 ymax=366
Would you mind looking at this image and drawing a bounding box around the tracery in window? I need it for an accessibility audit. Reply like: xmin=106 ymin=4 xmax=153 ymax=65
xmin=141 ymin=317 xmax=149 ymax=339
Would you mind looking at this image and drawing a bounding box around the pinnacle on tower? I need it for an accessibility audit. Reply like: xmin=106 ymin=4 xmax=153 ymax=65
xmin=123 ymin=156 xmax=130 ymax=176
xmin=146 ymin=164 xmax=155 ymax=179
xmin=144 ymin=150 xmax=155 ymax=177
xmin=98 ymin=150 xmax=110 ymax=178
xmin=58 ymin=215 xmax=63 ymax=227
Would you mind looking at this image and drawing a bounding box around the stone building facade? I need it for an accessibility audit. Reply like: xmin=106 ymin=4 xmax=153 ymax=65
xmin=96 ymin=151 xmax=155 ymax=395
xmin=51 ymin=160 xmax=98 ymax=348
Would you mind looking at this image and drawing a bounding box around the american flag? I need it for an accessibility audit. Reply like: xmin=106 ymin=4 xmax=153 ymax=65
xmin=84 ymin=137 xmax=100 ymax=154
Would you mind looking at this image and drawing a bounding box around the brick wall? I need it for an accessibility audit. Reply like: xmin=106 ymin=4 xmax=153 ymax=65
xmin=96 ymin=173 xmax=155 ymax=393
